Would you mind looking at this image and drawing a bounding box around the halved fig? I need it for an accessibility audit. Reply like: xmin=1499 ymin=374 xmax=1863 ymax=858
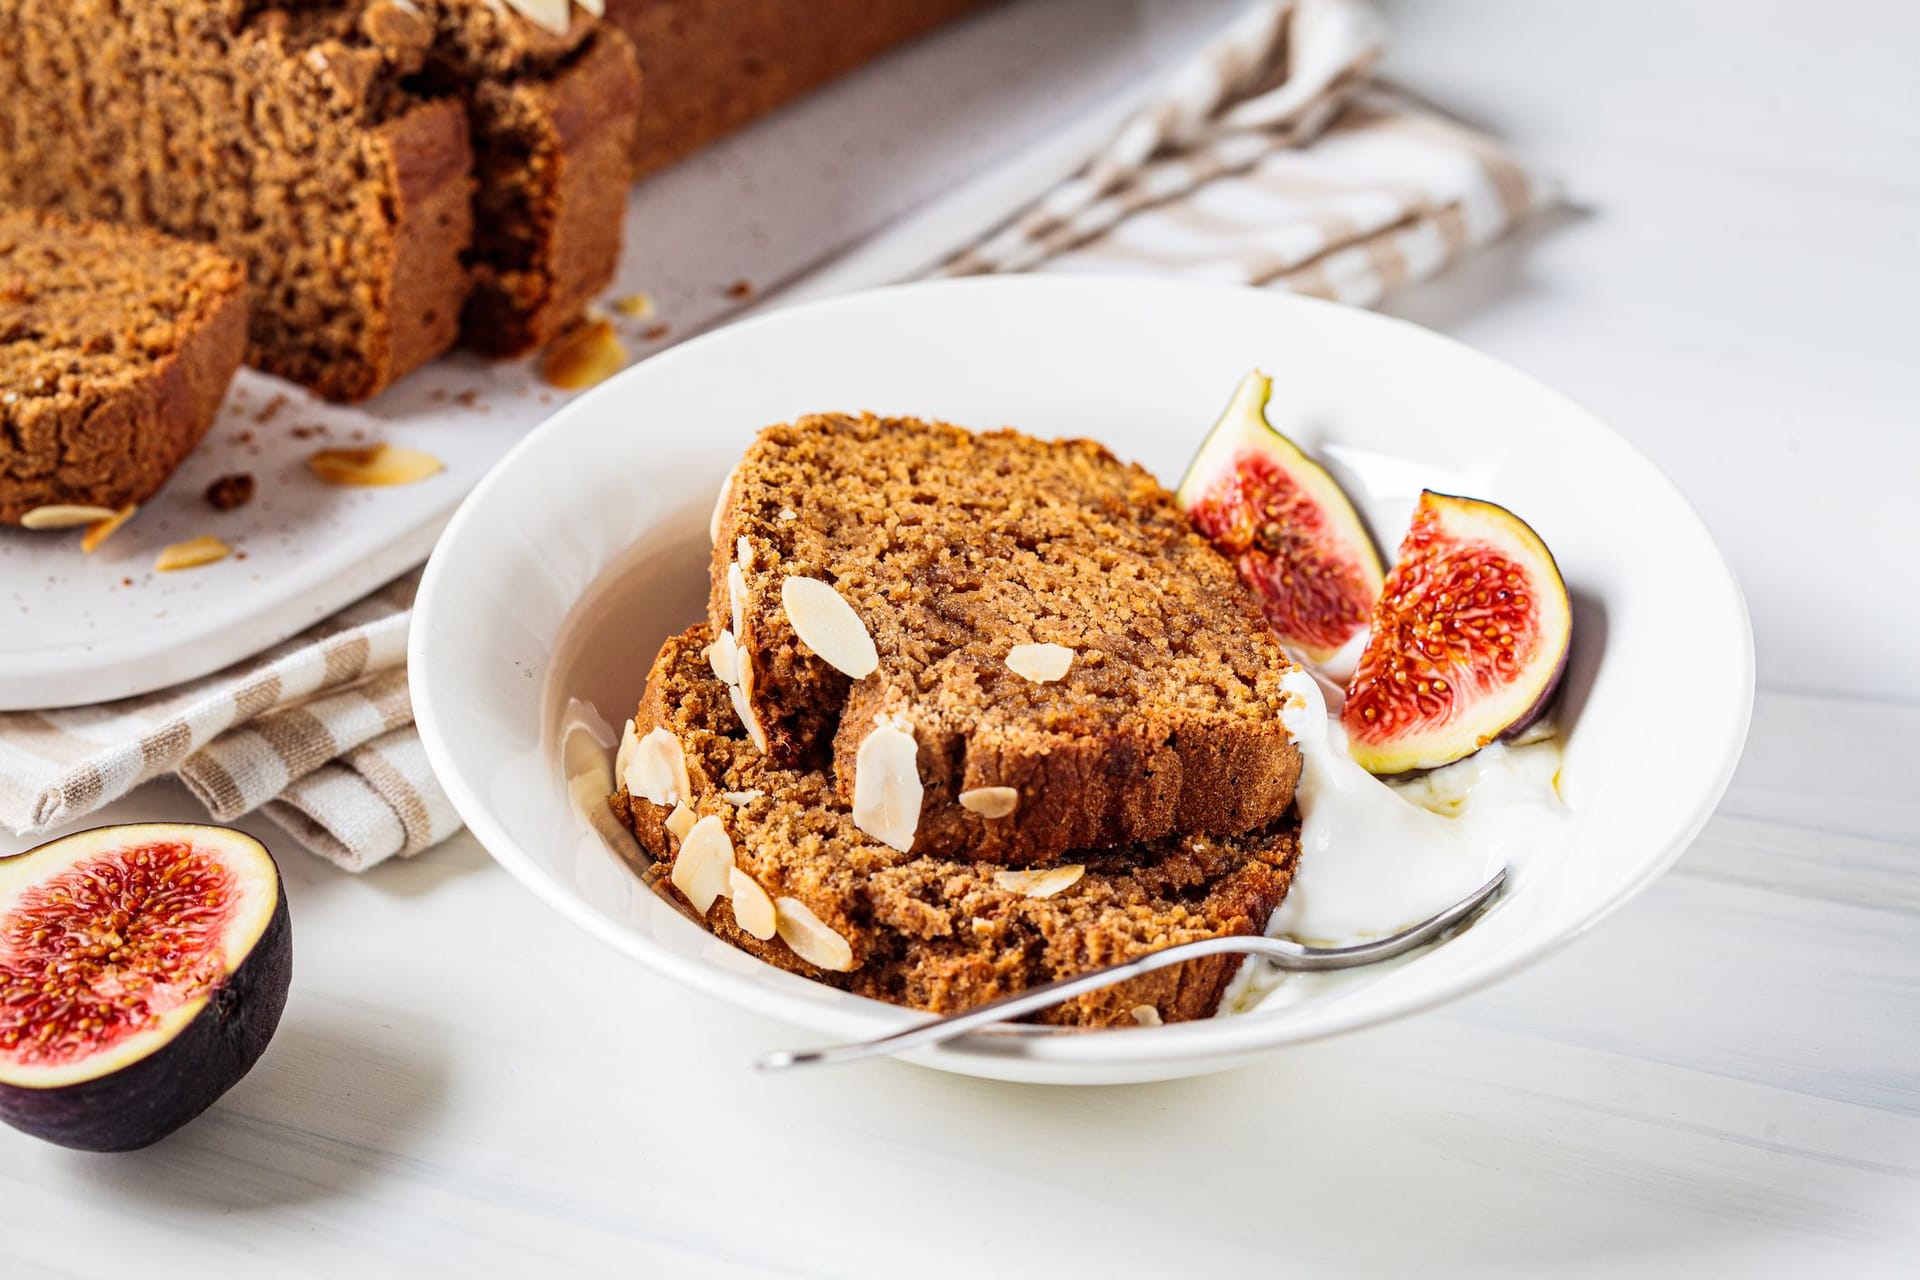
xmin=0 ymin=823 xmax=292 ymax=1151
xmin=1343 ymin=491 xmax=1571 ymax=774
xmin=1177 ymin=370 xmax=1385 ymax=663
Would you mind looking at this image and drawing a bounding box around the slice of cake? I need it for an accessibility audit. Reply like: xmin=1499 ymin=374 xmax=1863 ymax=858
xmin=386 ymin=0 xmax=642 ymax=357
xmin=1 ymin=209 xmax=247 ymax=525
xmin=610 ymin=626 xmax=1301 ymax=1026
xmin=709 ymin=414 xmax=1304 ymax=866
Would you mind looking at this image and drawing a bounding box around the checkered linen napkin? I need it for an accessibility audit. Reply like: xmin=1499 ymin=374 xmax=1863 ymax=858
xmin=0 ymin=0 xmax=1551 ymax=872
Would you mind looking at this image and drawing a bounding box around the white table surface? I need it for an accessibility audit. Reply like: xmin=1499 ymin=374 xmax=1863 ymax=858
xmin=3 ymin=1 xmax=1917 ymax=1276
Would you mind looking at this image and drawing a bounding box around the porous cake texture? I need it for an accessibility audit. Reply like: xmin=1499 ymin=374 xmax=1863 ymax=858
xmin=711 ymin=414 xmax=1305 ymax=866
xmin=1 ymin=209 xmax=248 ymax=524
xmin=612 ymin=627 xmax=1301 ymax=1026
xmin=0 ymin=0 xmax=637 ymax=399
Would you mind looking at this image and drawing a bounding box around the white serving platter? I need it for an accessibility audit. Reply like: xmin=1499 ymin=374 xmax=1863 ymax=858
xmin=0 ymin=0 xmax=1245 ymax=710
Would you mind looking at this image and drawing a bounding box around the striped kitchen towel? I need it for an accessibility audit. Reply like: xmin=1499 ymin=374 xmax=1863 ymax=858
xmin=0 ymin=571 xmax=459 ymax=872
xmin=940 ymin=0 xmax=1556 ymax=303
xmin=0 ymin=0 xmax=1552 ymax=873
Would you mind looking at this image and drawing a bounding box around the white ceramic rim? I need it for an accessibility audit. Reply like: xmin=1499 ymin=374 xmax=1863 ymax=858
xmin=412 ymin=276 xmax=1755 ymax=1071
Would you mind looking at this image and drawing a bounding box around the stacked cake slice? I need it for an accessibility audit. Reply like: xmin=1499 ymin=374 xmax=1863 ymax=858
xmin=611 ymin=414 xmax=1307 ymax=1025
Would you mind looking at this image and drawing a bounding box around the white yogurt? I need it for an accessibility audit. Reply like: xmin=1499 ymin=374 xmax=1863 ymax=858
xmin=1264 ymin=668 xmax=1569 ymax=946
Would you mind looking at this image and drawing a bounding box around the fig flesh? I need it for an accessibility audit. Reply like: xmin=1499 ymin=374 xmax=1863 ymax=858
xmin=1343 ymin=491 xmax=1571 ymax=774
xmin=0 ymin=823 xmax=291 ymax=1151
xmin=1177 ymin=370 xmax=1385 ymax=663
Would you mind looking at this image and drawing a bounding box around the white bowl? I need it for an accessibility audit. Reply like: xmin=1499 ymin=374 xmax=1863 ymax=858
xmin=410 ymin=277 xmax=1752 ymax=1084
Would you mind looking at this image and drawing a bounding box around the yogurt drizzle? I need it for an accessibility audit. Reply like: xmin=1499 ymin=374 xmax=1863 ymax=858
xmin=1265 ymin=668 xmax=1569 ymax=947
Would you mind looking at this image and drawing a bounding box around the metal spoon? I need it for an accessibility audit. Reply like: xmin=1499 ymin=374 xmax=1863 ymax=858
xmin=757 ymin=865 xmax=1508 ymax=1071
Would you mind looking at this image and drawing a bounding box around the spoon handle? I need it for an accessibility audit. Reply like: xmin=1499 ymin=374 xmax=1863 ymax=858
xmin=758 ymin=866 xmax=1507 ymax=1071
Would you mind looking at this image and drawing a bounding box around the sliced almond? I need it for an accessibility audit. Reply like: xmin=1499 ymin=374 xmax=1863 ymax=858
xmin=309 ymin=444 xmax=444 ymax=487
xmin=670 ymin=815 xmax=734 ymax=914
xmin=729 ymin=869 xmax=778 ymax=940
xmin=566 ymin=767 xmax=617 ymax=834
xmin=774 ymin=896 xmax=854 ymax=971
xmin=776 ymin=508 xmax=797 ymax=522
xmin=993 ymin=865 xmax=1084 ymax=899
xmin=709 ymin=463 xmax=738 ymax=545
xmin=958 ymin=786 xmax=1019 ymax=819
xmin=735 ymin=535 xmax=754 ymax=572
xmin=500 ymin=0 xmax=571 ymax=37
xmin=726 ymin=561 xmax=749 ymax=640
xmin=624 ymin=726 xmax=690 ymax=806
xmin=20 ymin=504 xmax=117 ymax=530
xmin=612 ymin=717 xmax=639 ymax=788
xmin=1131 ymin=1005 xmax=1165 ymax=1027
xmin=707 ymin=629 xmax=741 ymax=685
xmin=780 ymin=575 xmax=879 ymax=679
xmin=154 ymin=534 xmax=231 ymax=573
xmin=539 ymin=317 xmax=627 ymax=391
xmin=720 ymin=789 xmax=763 ymax=806
xmin=664 ymin=801 xmax=697 ymax=842
xmin=81 ymin=502 xmax=138 ymax=553
xmin=1006 ymin=642 xmax=1075 ymax=684
xmin=729 ymin=682 xmax=768 ymax=753
xmin=610 ymin=291 xmax=653 ymax=319
xmin=851 ymin=714 xmax=922 ymax=852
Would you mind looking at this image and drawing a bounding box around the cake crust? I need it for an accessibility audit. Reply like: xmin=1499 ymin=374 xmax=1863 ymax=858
xmin=606 ymin=0 xmax=994 ymax=178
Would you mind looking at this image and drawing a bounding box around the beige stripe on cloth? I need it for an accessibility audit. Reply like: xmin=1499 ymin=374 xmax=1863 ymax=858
xmin=0 ymin=0 xmax=1554 ymax=875
xmin=939 ymin=0 xmax=1556 ymax=307
xmin=263 ymin=731 xmax=462 ymax=873
xmin=0 ymin=572 xmax=426 ymax=872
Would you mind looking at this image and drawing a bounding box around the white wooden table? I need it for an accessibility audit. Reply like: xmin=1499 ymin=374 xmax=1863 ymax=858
xmin=3 ymin=2 xmax=1917 ymax=1275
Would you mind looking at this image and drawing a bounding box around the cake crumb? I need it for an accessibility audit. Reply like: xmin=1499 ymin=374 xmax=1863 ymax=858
xmin=253 ymin=393 xmax=289 ymax=425
xmin=611 ymin=292 xmax=655 ymax=319
xmin=205 ymin=473 xmax=256 ymax=512
xmin=641 ymin=323 xmax=671 ymax=342
xmin=725 ymin=279 xmax=754 ymax=301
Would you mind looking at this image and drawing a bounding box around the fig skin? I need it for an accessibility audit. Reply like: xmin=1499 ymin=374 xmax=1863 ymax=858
xmin=1342 ymin=491 xmax=1572 ymax=775
xmin=0 ymin=826 xmax=293 ymax=1152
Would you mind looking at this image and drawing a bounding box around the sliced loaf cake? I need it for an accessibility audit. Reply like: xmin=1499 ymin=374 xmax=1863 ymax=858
xmin=0 ymin=0 xmax=636 ymax=398
xmin=708 ymin=414 xmax=1304 ymax=866
xmin=611 ymin=626 xmax=1301 ymax=1025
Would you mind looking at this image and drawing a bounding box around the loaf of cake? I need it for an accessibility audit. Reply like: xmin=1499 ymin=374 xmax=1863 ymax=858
xmin=0 ymin=209 xmax=248 ymax=526
xmin=605 ymin=0 xmax=995 ymax=178
xmin=709 ymin=414 xmax=1305 ymax=866
xmin=0 ymin=0 xmax=636 ymax=400
xmin=611 ymin=626 xmax=1301 ymax=1026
